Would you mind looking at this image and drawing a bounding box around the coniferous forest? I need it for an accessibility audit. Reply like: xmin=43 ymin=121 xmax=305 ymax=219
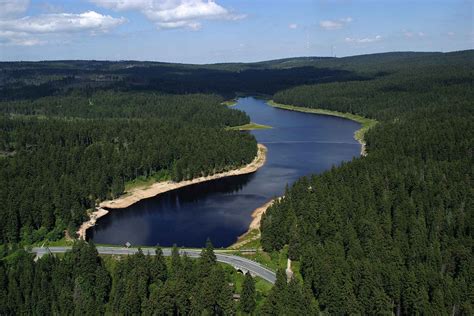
xmin=0 ymin=240 xmax=259 ymax=315
xmin=0 ymin=50 xmax=473 ymax=315
xmin=262 ymin=51 xmax=474 ymax=314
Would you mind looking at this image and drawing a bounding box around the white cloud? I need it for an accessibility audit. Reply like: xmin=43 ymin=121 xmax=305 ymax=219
xmin=0 ymin=11 xmax=125 ymax=33
xmin=7 ymin=38 xmax=46 ymax=46
xmin=157 ymin=20 xmax=201 ymax=30
xmin=345 ymin=35 xmax=382 ymax=43
xmin=320 ymin=20 xmax=342 ymax=30
xmin=404 ymin=30 xmax=426 ymax=38
xmin=447 ymin=31 xmax=455 ymax=36
xmin=319 ymin=17 xmax=352 ymax=30
xmin=288 ymin=23 xmax=298 ymax=29
xmin=0 ymin=11 xmax=125 ymax=46
xmin=89 ymin=0 xmax=150 ymax=11
xmin=90 ymin=0 xmax=246 ymax=30
xmin=0 ymin=0 xmax=29 ymax=17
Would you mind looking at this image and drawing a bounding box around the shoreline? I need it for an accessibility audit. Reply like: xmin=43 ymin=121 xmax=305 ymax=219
xmin=267 ymin=100 xmax=377 ymax=156
xmin=77 ymin=144 xmax=267 ymax=240
xmin=229 ymin=198 xmax=278 ymax=249
xmin=227 ymin=122 xmax=272 ymax=131
xmin=229 ymin=100 xmax=376 ymax=248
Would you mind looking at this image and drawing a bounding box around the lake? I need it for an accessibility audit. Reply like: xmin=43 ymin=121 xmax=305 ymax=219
xmin=89 ymin=97 xmax=361 ymax=247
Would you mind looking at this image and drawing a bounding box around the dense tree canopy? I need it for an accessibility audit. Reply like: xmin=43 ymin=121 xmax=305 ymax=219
xmin=262 ymin=51 xmax=474 ymax=314
xmin=0 ymin=92 xmax=249 ymax=127
xmin=0 ymin=241 xmax=239 ymax=315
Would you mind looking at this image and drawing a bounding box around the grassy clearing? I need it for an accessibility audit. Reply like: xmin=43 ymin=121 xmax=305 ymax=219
xmin=238 ymin=247 xmax=287 ymax=272
xmin=124 ymin=169 xmax=171 ymax=191
xmin=267 ymin=100 xmax=377 ymax=144
xmin=227 ymin=122 xmax=272 ymax=131
xmin=221 ymin=99 xmax=238 ymax=106
xmin=38 ymin=238 xmax=75 ymax=247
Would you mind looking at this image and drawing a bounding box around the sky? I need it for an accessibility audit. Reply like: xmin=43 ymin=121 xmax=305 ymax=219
xmin=0 ymin=0 xmax=472 ymax=63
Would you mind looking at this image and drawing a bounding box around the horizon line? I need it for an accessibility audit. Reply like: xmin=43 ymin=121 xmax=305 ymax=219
xmin=1 ymin=49 xmax=472 ymax=65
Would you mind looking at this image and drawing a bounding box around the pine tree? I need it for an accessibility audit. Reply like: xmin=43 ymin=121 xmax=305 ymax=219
xmin=288 ymin=221 xmax=301 ymax=260
xmin=201 ymin=238 xmax=217 ymax=265
xmin=94 ymin=265 xmax=110 ymax=313
xmin=141 ymin=283 xmax=163 ymax=315
xmin=260 ymin=269 xmax=287 ymax=315
xmin=198 ymin=238 xmax=217 ymax=278
xmin=240 ymin=272 xmax=256 ymax=314
xmin=150 ymin=246 xmax=167 ymax=283
xmin=170 ymin=245 xmax=182 ymax=278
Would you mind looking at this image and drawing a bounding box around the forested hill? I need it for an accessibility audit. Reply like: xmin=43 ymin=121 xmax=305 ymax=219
xmin=2 ymin=51 xmax=471 ymax=98
xmin=261 ymin=51 xmax=473 ymax=314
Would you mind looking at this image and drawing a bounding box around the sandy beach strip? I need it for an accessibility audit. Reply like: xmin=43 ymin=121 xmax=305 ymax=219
xmin=229 ymin=197 xmax=282 ymax=249
xmin=77 ymin=144 xmax=267 ymax=240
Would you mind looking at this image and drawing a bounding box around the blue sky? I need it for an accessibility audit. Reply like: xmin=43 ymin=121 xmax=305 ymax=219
xmin=0 ymin=0 xmax=472 ymax=63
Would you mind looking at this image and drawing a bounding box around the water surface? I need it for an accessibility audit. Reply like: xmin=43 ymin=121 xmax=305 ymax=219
xmin=89 ymin=97 xmax=361 ymax=247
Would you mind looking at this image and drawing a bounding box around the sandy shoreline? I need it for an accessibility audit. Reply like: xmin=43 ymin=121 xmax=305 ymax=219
xmin=360 ymin=140 xmax=367 ymax=156
xmin=229 ymin=197 xmax=282 ymax=249
xmin=77 ymin=144 xmax=267 ymax=240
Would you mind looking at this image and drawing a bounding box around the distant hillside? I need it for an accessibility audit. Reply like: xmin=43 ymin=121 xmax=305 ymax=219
xmin=1 ymin=50 xmax=472 ymax=100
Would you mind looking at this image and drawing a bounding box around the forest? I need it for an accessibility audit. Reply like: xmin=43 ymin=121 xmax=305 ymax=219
xmin=0 ymin=92 xmax=256 ymax=243
xmin=0 ymin=50 xmax=472 ymax=315
xmin=0 ymin=60 xmax=367 ymax=100
xmin=262 ymin=51 xmax=473 ymax=314
xmin=0 ymin=240 xmax=317 ymax=315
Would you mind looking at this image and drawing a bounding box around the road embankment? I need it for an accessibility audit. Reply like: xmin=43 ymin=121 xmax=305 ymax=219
xmin=77 ymin=144 xmax=267 ymax=240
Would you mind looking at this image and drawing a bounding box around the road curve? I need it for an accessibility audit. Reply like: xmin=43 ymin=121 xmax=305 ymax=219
xmin=31 ymin=246 xmax=276 ymax=284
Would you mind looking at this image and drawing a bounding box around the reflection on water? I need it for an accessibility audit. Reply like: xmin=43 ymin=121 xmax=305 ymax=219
xmin=89 ymin=97 xmax=361 ymax=247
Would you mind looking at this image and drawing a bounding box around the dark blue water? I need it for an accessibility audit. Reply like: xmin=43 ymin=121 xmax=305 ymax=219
xmin=89 ymin=97 xmax=361 ymax=247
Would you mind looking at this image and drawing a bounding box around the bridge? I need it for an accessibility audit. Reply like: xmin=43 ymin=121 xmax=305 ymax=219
xmin=31 ymin=246 xmax=276 ymax=284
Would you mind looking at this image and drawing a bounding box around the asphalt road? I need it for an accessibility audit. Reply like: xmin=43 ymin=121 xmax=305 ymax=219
xmin=31 ymin=246 xmax=276 ymax=284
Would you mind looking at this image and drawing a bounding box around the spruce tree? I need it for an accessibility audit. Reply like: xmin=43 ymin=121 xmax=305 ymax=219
xmin=170 ymin=245 xmax=182 ymax=278
xmin=150 ymin=246 xmax=167 ymax=283
xmin=199 ymin=238 xmax=216 ymax=278
xmin=240 ymin=272 xmax=256 ymax=314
